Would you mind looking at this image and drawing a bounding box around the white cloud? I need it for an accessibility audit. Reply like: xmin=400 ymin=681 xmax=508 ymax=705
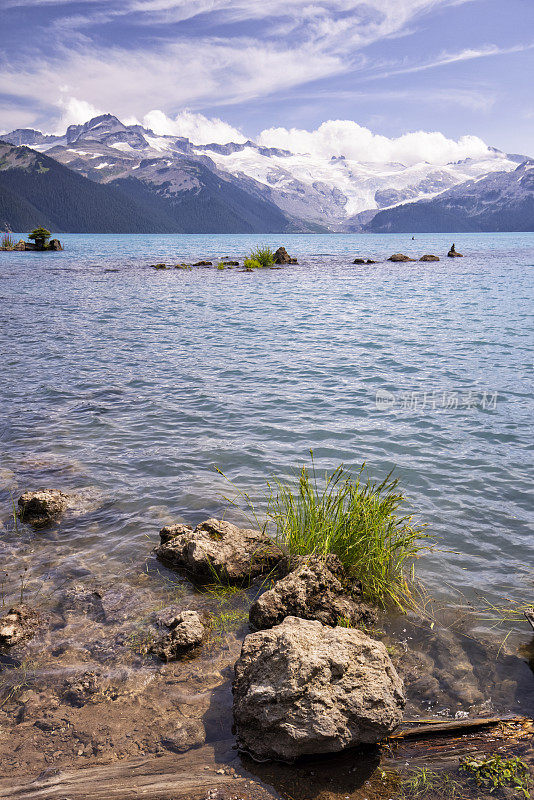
xmin=369 ymin=42 xmax=534 ymax=80
xmin=258 ymin=119 xmax=492 ymax=165
xmin=54 ymin=97 xmax=104 ymax=133
xmin=0 ymin=39 xmax=342 ymax=126
xmin=0 ymin=0 xmax=482 ymax=131
xmin=143 ymin=110 xmax=246 ymax=144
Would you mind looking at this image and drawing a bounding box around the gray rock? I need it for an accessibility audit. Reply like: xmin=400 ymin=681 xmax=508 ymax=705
xmin=149 ymin=610 xmax=205 ymax=662
xmin=233 ymin=616 xmax=405 ymax=761
xmin=18 ymin=490 xmax=70 ymax=528
xmin=156 ymin=518 xmax=282 ymax=583
xmin=387 ymin=253 xmax=416 ymax=262
xmin=0 ymin=605 xmax=40 ymax=646
xmin=249 ymin=555 xmax=376 ymax=630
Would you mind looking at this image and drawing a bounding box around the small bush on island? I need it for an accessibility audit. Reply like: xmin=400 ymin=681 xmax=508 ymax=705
xmin=243 ymin=246 xmax=275 ymax=269
xmin=28 ymin=227 xmax=51 ymax=249
xmin=1 ymin=234 xmax=14 ymax=250
xmin=265 ymin=458 xmax=428 ymax=610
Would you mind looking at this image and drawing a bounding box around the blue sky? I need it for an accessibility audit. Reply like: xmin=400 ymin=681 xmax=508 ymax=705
xmin=1 ymin=0 xmax=533 ymax=155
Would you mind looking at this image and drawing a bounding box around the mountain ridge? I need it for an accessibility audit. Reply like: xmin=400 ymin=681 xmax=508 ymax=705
xmin=2 ymin=114 xmax=532 ymax=232
xmin=366 ymin=160 xmax=534 ymax=232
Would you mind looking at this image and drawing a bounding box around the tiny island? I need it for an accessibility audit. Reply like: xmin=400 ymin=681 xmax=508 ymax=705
xmin=1 ymin=227 xmax=63 ymax=251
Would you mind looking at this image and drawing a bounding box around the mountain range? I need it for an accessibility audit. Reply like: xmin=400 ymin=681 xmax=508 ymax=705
xmin=1 ymin=114 xmax=533 ymax=233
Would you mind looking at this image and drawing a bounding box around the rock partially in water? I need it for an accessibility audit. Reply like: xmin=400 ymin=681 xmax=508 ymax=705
xmin=273 ymin=247 xmax=298 ymax=265
xmin=448 ymin=243 xmax=463 ymax=257
xmin=249 ymin=554 xmax=376 ymax=630
xmin=233 ymin=616 xmax=405 ymax=761
xmin=156 ymin=518 xmax=282 ymax=584
xmin=353 ymin=258 xmax=377 ymax=264
xmin=159 ymin=523 xmax=194 ymax=544
xmin=152 ymin=263 xmax=167 ymax=269
xmin=388 ymin=253 xmax=416 ymax=262
xmin=420 ymin=254 xmax=440 ymax=262
xmin=18 ymin=489 xmax=70 ymax=528
xmin=0 ymin=605 xmax=40 ymax=646
xmin=149 ymin=610 xmax=205 ymax=662
xmin=48 ymin=239 xmax=63 ymax=251
xmin=192 ymin=261 xmax=213 ymax=266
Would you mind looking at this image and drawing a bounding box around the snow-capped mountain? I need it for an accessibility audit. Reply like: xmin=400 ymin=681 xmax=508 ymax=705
xmin=2 ymin=114 xmax=528 ymax=230
xmin=367 ymin=160 xmax=534 ymax=232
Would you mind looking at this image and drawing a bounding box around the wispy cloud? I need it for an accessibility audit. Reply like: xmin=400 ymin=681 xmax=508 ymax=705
xmin=366 ymin=42 xmax=534 ymax=80
xmin=0 ymin=0 xmax=529 ymax=139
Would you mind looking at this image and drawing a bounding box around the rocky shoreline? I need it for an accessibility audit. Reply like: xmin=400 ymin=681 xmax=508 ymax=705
xmin=0 ymin=485 xmax=532 ymax=798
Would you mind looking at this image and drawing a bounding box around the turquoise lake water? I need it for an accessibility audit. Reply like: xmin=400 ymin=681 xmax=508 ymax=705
xmin=0 ymin=232 xmax=532 ymax=617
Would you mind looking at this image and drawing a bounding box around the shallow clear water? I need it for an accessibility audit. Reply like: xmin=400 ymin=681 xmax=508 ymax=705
xmin=0 ymin=232 xmax=533 ymax=615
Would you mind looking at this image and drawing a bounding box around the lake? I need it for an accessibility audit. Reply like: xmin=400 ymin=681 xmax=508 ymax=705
xmin=1 ymin=232 xmax=532 ymax=613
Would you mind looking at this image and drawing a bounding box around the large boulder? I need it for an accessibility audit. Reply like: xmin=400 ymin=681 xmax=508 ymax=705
xmin=249 ymin=555 xmax=376 ymax=630
xmin=233 ymin=616 xmax=405 ymax=761
xmin=273 ymin=247 xmax=297 ymax=265
xmin=149 ymin=610 xmax=205 ymax=662
xmin=18 ymin=489 xmax=70 ymax=528
xmin=48 ymin=239 xmax=63 ymax=251
xmin=420 ymin=254 xmax=440 ymax=262
xmin=156 ymin=518 xmax=282 ymax=583
xmin=388 ymin=253 xmax=416 ymax=262
xmin=0 ymin=605 xmax=40 ymax=646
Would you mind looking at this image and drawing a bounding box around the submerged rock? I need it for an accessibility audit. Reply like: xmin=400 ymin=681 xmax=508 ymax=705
xmin=149 ymin=610 xmax=205 ymax=662
xmin=18 ymin=489 xmax=70 ymax=528
xmin=273 ymin=247 xmax=298 ymax=265
xmin=221 ymin=260 xmax=239 ymax=266
xmin=192 ymin=261 xmax=213 ymax=266
xmin=249 ymin=554 xmax=376 ymax=630
xmin=160 ymin=718 xmax=206 ymax=752
xmin=156 ymin=518 xmax=282 ymax=584
xmin=0 ymin=605 xmax=40 ymax=646
xmin=152 ymin=263 xmax=167 ymax=269
xmin=420 ymin=254 xmax=440 ymax=261
xmin=388 ymin=253 xmax=416 ymax=262
xmin=353 ymin=258 xmax=377 ymax=264
xmin=448 ymin=243 xmax=463 ymax=257
xmin=233 ymin=616 xmax=405 ymax=761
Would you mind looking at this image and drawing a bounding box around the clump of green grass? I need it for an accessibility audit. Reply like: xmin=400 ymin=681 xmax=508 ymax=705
xmin=400 ymin=767 xmax=463 ymax=798
xmin=243 ymin=246 xmax=274 ymax=269
xmin=266 ymin=459 xmax=428 ymax=610
xmin=200 ymin=582 xmax=243 ymax=603
xmin=460 ymin=754 xmax=531 ymax=797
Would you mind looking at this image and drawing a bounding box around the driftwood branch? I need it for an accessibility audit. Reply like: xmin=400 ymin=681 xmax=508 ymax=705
xmin=391 ymin=715 xmax=530 ymax=740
